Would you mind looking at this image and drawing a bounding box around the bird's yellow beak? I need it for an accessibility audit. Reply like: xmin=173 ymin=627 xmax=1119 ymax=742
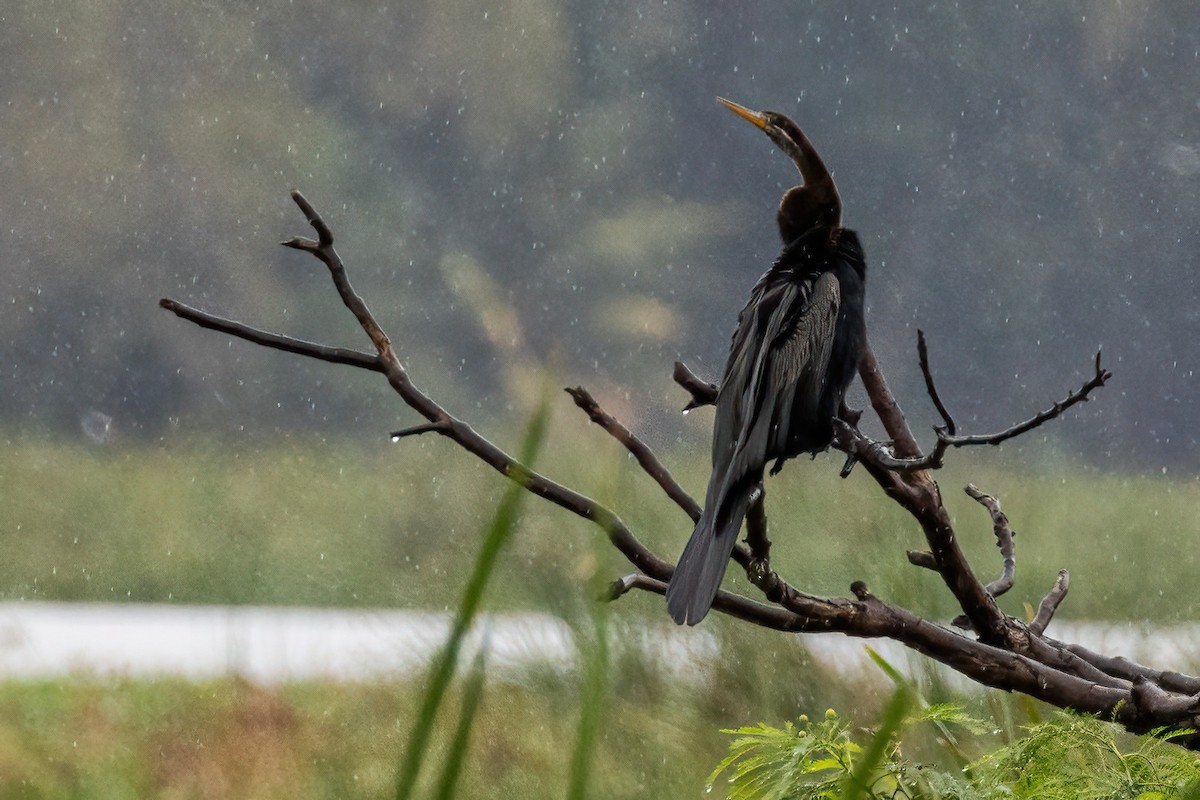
xmin=717 ymin=96 xmax=768 ymax=130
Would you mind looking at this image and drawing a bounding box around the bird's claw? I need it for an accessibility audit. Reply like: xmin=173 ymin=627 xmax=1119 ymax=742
xmin=838 ymin=403 xmax=863 ymax=427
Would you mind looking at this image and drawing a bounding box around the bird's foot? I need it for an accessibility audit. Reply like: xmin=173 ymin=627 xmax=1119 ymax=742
xmin=839 ymin=451 xmax=858 ymax=478
xmin=838 ymin=403 xmax=863 ymax=428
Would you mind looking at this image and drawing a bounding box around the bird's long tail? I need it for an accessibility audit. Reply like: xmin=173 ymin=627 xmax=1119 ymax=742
xmin=666 ymin=477 xmax=755 ymax=625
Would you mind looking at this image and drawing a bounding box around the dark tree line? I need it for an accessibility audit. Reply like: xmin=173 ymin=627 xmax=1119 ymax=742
xmin=6 ymin=4 xmax=1198 ymax=470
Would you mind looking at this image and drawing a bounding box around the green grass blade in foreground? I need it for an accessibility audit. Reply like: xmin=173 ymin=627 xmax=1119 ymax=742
xmin=566 ymin=592 xmax=609 ymax=800
xmin=431 ymin=644 xmax=488 ymax=800
xmin=394 ymin=394 xmax=552 ymax=800
xmin=865 ymin=645 xmax=984 ymax=765
xmin=841 ymin=684 xmax=912 ymax=800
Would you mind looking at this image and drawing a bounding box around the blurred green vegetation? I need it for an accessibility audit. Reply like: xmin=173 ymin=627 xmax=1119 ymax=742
xmin=1 ymin=654 xmax=1189 ymax=799
xmin=711 ymin=699 xmax=1200 ymax=799
xmin=0 ymin=642 xmax=1047 ymax=799
xmin=1 ymin=430 xmax=1198 ymax=795
xmin=2 ymin=431 xmax=1198 ymax=623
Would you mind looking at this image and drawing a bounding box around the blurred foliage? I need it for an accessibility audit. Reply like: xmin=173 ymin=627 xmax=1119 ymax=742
xmin=1 ymin=1 xmax=1197 ymax=469
xmin=711 ymin=704 xmax=1200 ymax=799
xmin=711 ymin=649 xmax=1200 ymax=799
xmin=2 ymin=432 xmax=1200 ymax=623
xmin=0 ymin=583 xmax=962 ymax=799
xmin=2 ymin=668 xmax=1196 ymax=798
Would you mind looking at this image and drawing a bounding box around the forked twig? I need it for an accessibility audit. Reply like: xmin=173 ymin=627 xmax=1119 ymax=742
xmin=673 ymin=361 xmax=718 ymax=409
xmin=565 ymin=386 xmax=700 ymax=521
xmin=836 ymin=344 xmax=1111 ymax=474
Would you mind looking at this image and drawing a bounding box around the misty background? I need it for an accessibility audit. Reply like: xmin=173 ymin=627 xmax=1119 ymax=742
xmin=4 ymin=1 xmax=1198 ymax=469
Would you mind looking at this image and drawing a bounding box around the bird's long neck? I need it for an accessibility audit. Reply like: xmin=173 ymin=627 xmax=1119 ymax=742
xmin=772 ymin=119 xmax=841 ymax=244
xmin=777 ymin=188 xmax=841 ymax=244
xmin=784 ymin=123 xmax=835 ymax=196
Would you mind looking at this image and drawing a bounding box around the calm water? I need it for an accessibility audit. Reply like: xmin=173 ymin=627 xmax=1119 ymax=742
xmin=0 ymin=602 xmax=1194 ymax=684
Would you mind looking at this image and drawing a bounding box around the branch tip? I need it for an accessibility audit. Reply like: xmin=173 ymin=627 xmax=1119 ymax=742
xmin=605 ymin=573 xmax=668 ymax=601
xmin=673 ymin=361 xmax=718 ymax=409
xmin=390 ymin=421 xmax=450 ymax=440
xmin=289 ymin=190 xmax=333 ymax=246
xmin=917 ymin=329 xmax=957 ymax=435
xmin=281 ymin=236 xmax=317 ymax=251
xmin=606 ymin=575 xmax=636 ymax=600
xmin=907 ymin=550 xmax=938 ymax=571
xmin=1030 ymin=569 xmax=1070 ymax=635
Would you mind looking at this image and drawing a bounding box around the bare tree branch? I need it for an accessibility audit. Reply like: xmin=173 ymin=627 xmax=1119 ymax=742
xmin=942 ymin=351 xmax=1111 ymax=448
xmin=965 ymin=484 xmax=1016 ymax=599
xmin=565 ymin=386 xmax=701 ymax=521
xmin=158 ymin=298 xmax=382 ymax=372
xmin=673 ymin=361 xmax=718 ymax=409
xmin=836 ymin=345 xmax=1112 ymax=474
xmin=918 ymin=329 xmax=957 ymax=435
xmin=160 ymin=190 xmax=1200 ymax=748
xmin=1030 ymin=569 xmax=1070 ymax=636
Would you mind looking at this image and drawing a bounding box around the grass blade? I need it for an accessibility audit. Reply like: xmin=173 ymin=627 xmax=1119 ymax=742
xmin=431 ymin=643 xmax=488 ymax=800
xmin=841 ymin=684 xmax=912 ymax=800
xmin=394 ymin=392 xmax=552 ymax=800
xmin=566 ymin=598 xmax=609 ymax=800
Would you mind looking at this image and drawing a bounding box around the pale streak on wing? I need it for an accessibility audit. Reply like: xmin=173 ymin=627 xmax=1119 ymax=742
xmin=763 ymin=272 xmax=840 ymax=455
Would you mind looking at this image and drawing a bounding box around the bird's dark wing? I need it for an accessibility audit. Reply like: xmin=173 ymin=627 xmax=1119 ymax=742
xmin=719 ymin=270 xmax=841 ymax=482
xmin=666 ymin=268 xmax=841 ymax=625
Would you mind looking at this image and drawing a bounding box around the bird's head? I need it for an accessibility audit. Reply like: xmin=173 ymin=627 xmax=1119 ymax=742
xmin=717 ymin=97 xmax=841 ymax=244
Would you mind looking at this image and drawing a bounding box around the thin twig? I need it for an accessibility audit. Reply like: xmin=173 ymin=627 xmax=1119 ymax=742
xmin=565 ymin=386 xmax=701 ymax=521
xmin=390 ymin=422 xmax=451 ymax=440
xmin=1030 ymin=569 xmax=1070 ymax=636
xmin=277 ymin=193 xmax=672 ymax=581
xmin=965 ymin=484 xmax=1016 ymax=598
xmin=942 ymin=352 xmax=1110 ymax=448
xmin=918 ymin=330 xmax=957 ymax=436
xmin=281 ymin=190 xmax=393 ymax=358
xmin=834 ymin=353 xmax=1111 ymax=474
xmin=672 ymin=361 xmax=718 ymax=409
xmin=606 ymin=573 xmax=668 ymax=600
xmin=158 ymin=299 xmax=383 ymax=372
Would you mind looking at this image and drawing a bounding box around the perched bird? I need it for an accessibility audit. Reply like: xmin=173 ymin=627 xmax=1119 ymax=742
xmin=666 ymin=98 xmax=868 ymax=625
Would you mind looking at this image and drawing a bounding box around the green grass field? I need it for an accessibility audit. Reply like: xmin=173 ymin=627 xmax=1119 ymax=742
xmin=0 ymin=642 xmax=1045 ymax=799
xmin=1 ymin=427 xmax=1197 ymax=797
xmin=2 ymin=425 xmax=1196 ymax=621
